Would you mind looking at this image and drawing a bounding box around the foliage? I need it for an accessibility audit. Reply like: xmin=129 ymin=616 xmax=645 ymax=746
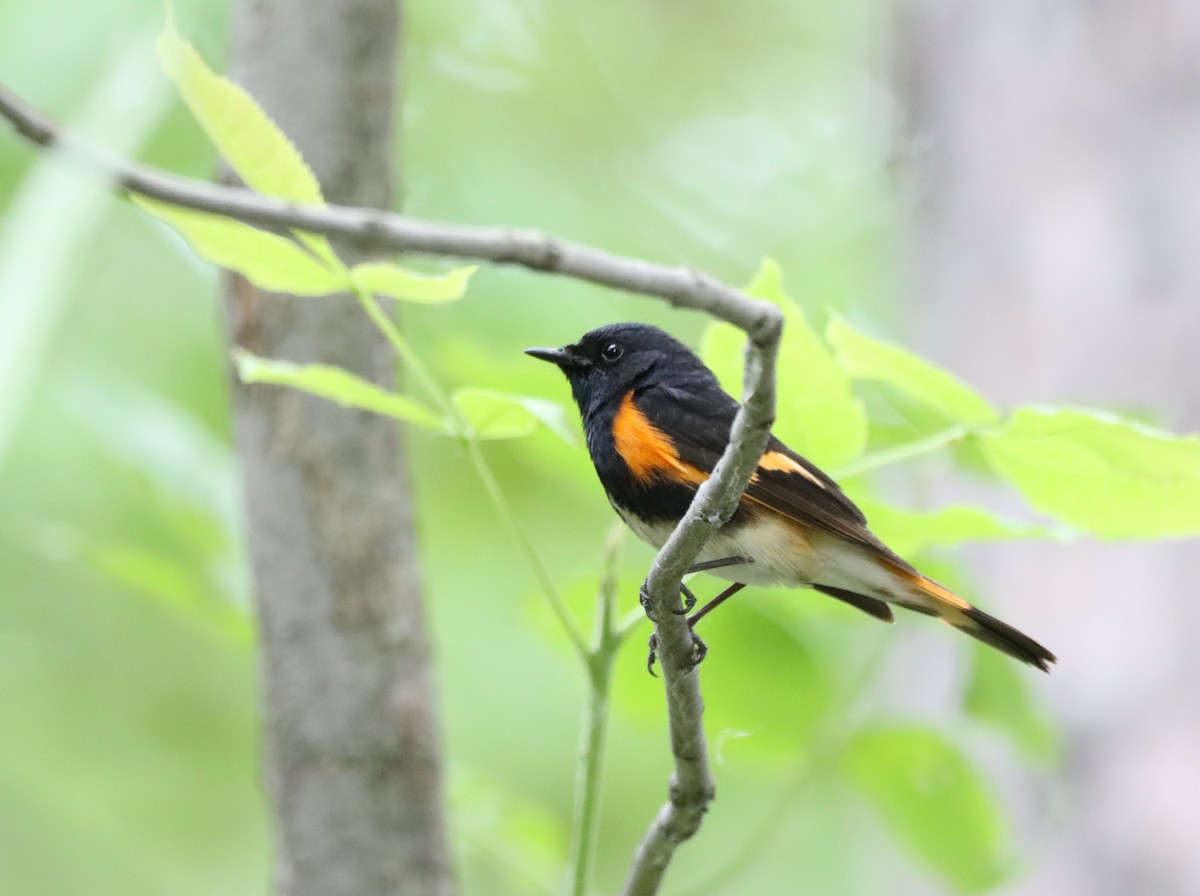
xmin=137 ymin=28 xmax=1200 ymax=895
xmin=701 ymin=260 xmax=867 ymax=467
xmin=4 ymin=6 xmax=1200 ymax=896
xmin=841 ymin=726 xmax=1008 ymax=893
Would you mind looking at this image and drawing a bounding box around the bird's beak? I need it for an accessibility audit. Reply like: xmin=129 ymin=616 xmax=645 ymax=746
xmin=524 ymin=344 xmax=589 ymax=370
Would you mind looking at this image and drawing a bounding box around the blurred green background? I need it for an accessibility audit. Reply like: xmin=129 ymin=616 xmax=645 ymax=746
xmin=0 ymin=0 xmax=1134 ymax=894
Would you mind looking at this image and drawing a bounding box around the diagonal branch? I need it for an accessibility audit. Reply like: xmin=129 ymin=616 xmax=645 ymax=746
xmin=0 ymin=80 xmax=782 ymax=894
xmin=0 ymin=83 xmax=776 ymax=341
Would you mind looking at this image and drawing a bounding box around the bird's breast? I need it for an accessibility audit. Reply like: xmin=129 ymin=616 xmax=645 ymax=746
xmin=610 ymin=392 xmax=708 ymax=487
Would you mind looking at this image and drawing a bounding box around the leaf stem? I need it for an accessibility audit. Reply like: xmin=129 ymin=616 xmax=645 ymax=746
xmin=463 ymin=437 xmax=588 ymax=658
xmin=353 ymin=284 xmax=588 ymax=657
xmin=832 ymin=424 xmax=970 ymax=480
xmin=352 ymin=285 xmax=456 ymax=420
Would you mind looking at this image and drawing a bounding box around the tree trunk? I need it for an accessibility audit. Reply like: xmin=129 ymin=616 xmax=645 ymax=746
xmin=223 ymin=2 xmax=456 ymax=894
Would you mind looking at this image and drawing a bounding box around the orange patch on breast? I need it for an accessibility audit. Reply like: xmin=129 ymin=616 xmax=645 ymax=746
xmin=756 ymin=450 xmax=825 ymax=488
xmin=612 ymin=393 xmax=707 ymax=486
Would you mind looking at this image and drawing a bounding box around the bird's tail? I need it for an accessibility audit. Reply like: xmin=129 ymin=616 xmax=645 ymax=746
xmin=882 ymin=559 xmax=1056 ymax=672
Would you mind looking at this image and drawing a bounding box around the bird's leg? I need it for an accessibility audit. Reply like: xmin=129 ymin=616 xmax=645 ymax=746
xmin=640 ymin=571 xmax=734 ymax=620
xmin=685 ymin=555 xmax=748 ymax=575
xmin=647 ymin=582 xmax=747 ymax=675
xmin=684 ymin=581 xmax=746 ymax=628
xmin=667 ymin=555 xmax=748 ymax=615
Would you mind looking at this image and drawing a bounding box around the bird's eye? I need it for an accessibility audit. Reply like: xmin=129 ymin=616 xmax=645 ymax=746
xmin=601 ymin=343 xmax=623 ymax=362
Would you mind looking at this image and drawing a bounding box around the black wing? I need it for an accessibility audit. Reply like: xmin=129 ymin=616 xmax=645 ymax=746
xmin=645 ymin=383 xmax=888 ymax=554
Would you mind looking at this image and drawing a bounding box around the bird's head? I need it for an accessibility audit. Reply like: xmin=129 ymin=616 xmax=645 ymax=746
xmin=525 ymin=322 xmax=717 ymax=419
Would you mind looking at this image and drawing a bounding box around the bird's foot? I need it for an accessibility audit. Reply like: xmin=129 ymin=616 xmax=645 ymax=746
xmin=638 ymin=580 xmax=655 ymax=621
xmin=639 ymin=579 xmax=697 ymax=621
xmin=646 ymin=626 xmax=708 ymax=677
xmin=672 ymin=583 xmax=697 ymax=615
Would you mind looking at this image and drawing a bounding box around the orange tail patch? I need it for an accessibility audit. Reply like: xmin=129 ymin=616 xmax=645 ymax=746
xmin=877 ymin=556 xmax=1056 ymax=671
xmin=876 ymin=556 xmax=970 ymax=613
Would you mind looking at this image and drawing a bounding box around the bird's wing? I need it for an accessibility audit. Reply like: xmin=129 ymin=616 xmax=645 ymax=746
xmin=648 ymin=383 xmax=892 ymax=556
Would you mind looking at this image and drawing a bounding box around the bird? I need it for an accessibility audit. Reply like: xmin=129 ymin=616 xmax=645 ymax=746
xmin=526 ymin=322 xmax=1055 ymax=672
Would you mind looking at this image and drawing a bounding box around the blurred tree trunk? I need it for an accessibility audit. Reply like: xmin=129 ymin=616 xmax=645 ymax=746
xmin=223 ymin=2 xmax=456 ymax=895
xmin=901 ymin=2 xmax=1200 ymax=894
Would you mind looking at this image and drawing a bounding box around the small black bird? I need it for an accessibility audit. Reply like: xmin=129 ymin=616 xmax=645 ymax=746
xmin=526 ymin=322 xmax=1055 ymax=671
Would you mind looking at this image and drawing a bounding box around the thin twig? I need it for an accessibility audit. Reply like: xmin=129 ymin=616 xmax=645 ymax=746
xmin=568 ymin=524 xmax=625 ymax=896
xmin=0 ymin=80 xmax=783 ymax=895
xmin=463 ymin=437 xmax=589 ymax=658
xmin=351 ymin=282 xmax=590 ymax=656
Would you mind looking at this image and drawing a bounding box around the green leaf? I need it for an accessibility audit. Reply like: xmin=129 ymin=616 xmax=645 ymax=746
xmin=156 ymin=22 xmax=342 ymax=269
xmin=698 ymin=316 xmax=746 ymax=397
xmin=133 ymin=198 xmax=349 ymax=295
xmin=157 ymin=22 xmax=323 ymax=206
xmin=454 ymin=389 xmax=535 ymax=440
xmin=609 ymin=595 xmax=835 ymax=757
xmin=351 ymin=262 xmax=475 ymax=304
xmin=855 ymin=499 xmax=1048 ymax=557
xmin=826 ymin=316 xmax=997 ymax=424
xmin=511 ymin=397 xmax=579 ymax=445
xmin=453 ymin=388 xmax=576 ymax=443
xmin=233 ymin=350 xmax=447 ymax=430
xmin=692 ymin=602 xmax=833 ymax=758
xmin=978 ymin=407 xmax=1200 ymax=538
xmin=841 ymin=726 xmax=1008 ymax=892
xmin=700 ymin=259 xmax=867 ymax=466
xmin=965 ymin=646 xmax=1058 ymax=761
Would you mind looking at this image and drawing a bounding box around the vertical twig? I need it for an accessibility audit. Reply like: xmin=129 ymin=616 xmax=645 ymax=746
xmin=353 ymin=283 xmax=588 ymax=653
xmin=569 ymin=525 xmax=626 ymax=896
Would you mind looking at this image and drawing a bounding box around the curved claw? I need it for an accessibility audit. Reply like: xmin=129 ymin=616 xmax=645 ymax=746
xmin=688 ymin=631 xmax=708 ymax=666
xmin=645 ymin=628 xmax=708 ymax=676
xmin=641 ymin=580 xmax=698 ymax=619
xmin=639 ymin=581 xmax=657 ymax=623
xmin=670 ymin=583 xmax=697 ymax=616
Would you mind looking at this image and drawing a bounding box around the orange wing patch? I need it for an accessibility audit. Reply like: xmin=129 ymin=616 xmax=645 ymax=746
xmin=756 ymin=450 xmax=826 ymax=488
xmin=612 ymin=393 xmax=708 ymax=486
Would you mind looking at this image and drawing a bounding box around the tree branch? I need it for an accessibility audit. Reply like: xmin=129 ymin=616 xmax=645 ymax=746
xmin=619 ymin=339 xmax=778 ymax=896
xmin=0 ymin=82 xmax=777 ymax=341
xmin=0 ymin=79 xmax=782 ymax=893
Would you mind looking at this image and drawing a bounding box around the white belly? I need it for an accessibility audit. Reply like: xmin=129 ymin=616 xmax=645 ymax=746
xmin=614 ymin=502 xmax=904 ymax=599
xmin=614 ymin=503 xmax=813 ymax=587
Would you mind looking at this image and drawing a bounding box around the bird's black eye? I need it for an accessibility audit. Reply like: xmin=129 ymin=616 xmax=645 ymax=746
xmin=601 ymin=343 xmax=623 ymax=362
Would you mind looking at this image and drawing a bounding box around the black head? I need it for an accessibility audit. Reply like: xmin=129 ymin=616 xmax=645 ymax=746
xmin=525 ymin=322 xmax=719 ymax=419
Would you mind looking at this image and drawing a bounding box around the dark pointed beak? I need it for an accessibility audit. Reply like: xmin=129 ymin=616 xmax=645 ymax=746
xmin=524 ymin=345 xmax=589 ymax=370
